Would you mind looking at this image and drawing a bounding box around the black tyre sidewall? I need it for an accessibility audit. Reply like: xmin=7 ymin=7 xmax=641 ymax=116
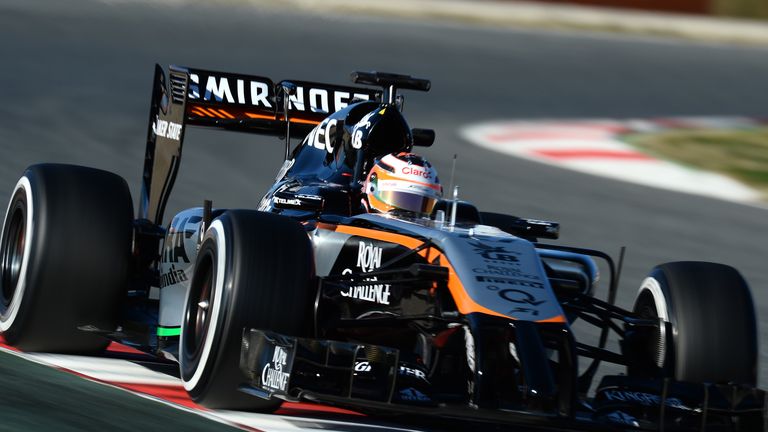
xmin=0 ymin=180 xmax=35 ymax=342
xmin=635 ymin=261 xmax=757 ymax=385
xmin=0 ymin=164 xmax=133 ymax=352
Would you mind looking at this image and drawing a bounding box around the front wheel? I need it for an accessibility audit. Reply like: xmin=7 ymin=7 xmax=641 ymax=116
xmin=179 ymin=210 xmax=314 ymax=410
xmin=631 ymin=261 xmax=757 ymax=386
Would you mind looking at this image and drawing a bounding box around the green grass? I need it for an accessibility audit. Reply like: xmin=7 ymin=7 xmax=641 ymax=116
xmin=713 ymin=0 xmax=768 ymax=20
xmin=625 ymin=127 xmax=768 ymax=197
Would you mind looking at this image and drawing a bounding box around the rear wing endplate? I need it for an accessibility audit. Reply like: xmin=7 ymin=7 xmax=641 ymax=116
xmin=139 ymin=64 xmax=380 ymax=225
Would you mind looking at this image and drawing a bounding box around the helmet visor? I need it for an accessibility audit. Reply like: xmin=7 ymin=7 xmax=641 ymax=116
xmin=375 ymin=189 xmax=438 ymax=215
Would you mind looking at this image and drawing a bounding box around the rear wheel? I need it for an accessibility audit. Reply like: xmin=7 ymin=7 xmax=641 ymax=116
xmin=180 ymin=210 xmax=314 ymax=410
xmin=0 ymin=164 xmax=133 ymax=352
xmin=631 ymin=261 xmax=757 ymax=385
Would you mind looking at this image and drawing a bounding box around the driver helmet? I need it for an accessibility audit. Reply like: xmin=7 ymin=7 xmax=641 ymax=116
xmin=364 ymin=152 xmax=442 ymax=216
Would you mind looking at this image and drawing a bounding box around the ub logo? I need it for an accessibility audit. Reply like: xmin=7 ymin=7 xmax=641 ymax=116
xmin=468 ymin=240 xmax=519 ymax=263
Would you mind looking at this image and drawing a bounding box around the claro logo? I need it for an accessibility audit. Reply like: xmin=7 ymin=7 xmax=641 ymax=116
xmin=401 ymin=166 xmax=431 ymax=179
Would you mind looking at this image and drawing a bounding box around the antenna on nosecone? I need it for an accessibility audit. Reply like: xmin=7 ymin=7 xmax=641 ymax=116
xmin=448 ymin=154 xmax=459 ymax=230
xmin=448 ymin=154 xmax=457 ymax=194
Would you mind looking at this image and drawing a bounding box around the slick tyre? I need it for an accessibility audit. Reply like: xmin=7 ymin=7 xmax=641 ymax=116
xmin=180 ymin=210 xmax=314 ymax=411
xmin=632 ymin=261 xmax=757 ymax=385
xmin=0 ymin=164 xmax=133 ymax=352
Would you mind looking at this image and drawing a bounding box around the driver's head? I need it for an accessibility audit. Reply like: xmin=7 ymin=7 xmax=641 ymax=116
xmin=364 ymin=152 xmax=442 ymax=216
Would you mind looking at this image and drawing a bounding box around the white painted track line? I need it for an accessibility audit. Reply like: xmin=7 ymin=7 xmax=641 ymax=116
xmin=461 ymin=118 xmax=764 ymax=203
xmin=0 ymin=341 xmax=424 ymax=432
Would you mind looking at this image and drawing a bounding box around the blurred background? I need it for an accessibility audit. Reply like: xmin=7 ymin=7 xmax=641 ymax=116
xmin=531 ymin=0 xmax=768 ymax=18
xmin=1 ymin=0 xmax=767 ymax=425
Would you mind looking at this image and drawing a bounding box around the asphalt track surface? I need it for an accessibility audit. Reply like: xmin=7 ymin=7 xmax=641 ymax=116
xmin=2 ymin=0 xmax=768 ymax=430
xmin=0 ymin=347 xmax=239 ymax=432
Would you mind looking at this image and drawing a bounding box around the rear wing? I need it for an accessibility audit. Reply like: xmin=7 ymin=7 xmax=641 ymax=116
xmin=139 ymin=64 xmax=381 ymax=225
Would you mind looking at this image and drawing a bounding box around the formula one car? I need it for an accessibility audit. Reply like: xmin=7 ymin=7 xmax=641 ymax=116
xmin=0 ymin=65 xmax=764 ymax=431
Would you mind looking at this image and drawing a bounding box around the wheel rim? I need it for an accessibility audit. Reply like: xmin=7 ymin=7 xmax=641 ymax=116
xmin=192 ymin=261 xmax=213 ymax=359
xmin=1 ymin=199 xmax=26 ymax=312
xmin=183 ymin=251 xmax=215 ymax=373
xmin=634 ymin=291 xmax=658 ymax=319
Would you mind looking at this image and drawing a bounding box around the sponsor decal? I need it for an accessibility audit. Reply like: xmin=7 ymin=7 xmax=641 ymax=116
xmin=399 ymin=387 xmax=431 ymax=402
xmin=352 ymin=129 xmax=364 ymax=149
xmin=189 ymin=73 xmax=272 ymax=108
xmin=152 ymin=116 xmax=182 ymax=141
xmin=340 ymin=241 xmax=391 ymax=305
xmin=305 ymin=117 xmax=338 ymax=153
xmin=468 ymin=240 xmax=520 ymax=263
xmin=187 ymin=71 xmax=373 ymax=113
xmin=485 ymin=285 xmax=545 ymax=316
xmin=340 ymin=283 xmax=391 ymax=305
xmin=273 ymin=196 xmax=302 ymax=206
xmin=287 ymin=86 xmax=371 ymax=114
xmin=351 ymin=111 xmax=376 ymax=149
xmin=354 ymin=361 xmax=372 ymax=372
xmin=399 ymin=365 xmax=428 ymax=382
xmin=356 ymin=241 xmax=382 ymax=273
xmin=401 ymin=166 xmax=432 ymax=179
xmin=472 ymin=265 xmax=540 ymax=280
xmin=159 ymin=264 xmax=188 ymax=288
xmin=273 ymin=193 xmax=323 ymax=209
xmin=261 ymin=346 xmax=291 ymax=392
xmin=475 ymin=275 xmax=544 ymax=289
xmin=163 ymin=235 xmax=189 ymax=263
xmin=162 ymin=217 xmax=196 ymax=264
xmin=603 ymin=390 xmax=689 ymax=410
xmin=498 ymin=288 xmax=545 ymax=306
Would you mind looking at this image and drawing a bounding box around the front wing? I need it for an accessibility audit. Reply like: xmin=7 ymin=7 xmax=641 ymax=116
xmin=239 ymin=329 xmax=766 ymax=431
